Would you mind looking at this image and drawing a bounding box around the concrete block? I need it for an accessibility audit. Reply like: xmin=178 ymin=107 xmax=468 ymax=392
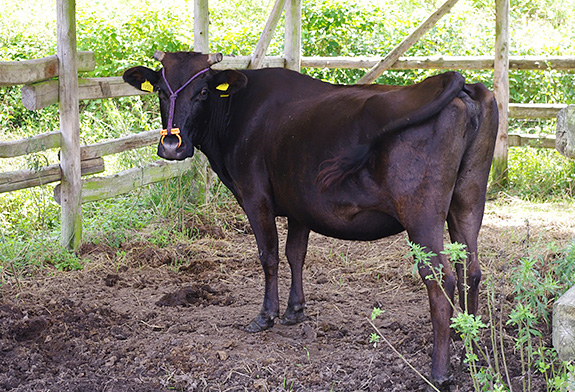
xmin=556 ymin=105 xmax=575 ymax=159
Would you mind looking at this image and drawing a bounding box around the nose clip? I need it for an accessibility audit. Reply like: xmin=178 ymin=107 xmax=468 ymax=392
xmin=160 ymin=128 xmax=182 ymax=148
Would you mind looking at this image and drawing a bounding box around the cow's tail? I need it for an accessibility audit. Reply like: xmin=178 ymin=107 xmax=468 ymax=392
xmin=316 ymin=73 xmax=466 ymax=191
xmin=316 ymin=145 xmax=372 ymax=191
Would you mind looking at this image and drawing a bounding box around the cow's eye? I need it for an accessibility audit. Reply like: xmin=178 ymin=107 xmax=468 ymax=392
xmin=200 ymin=88 xmax=209 ymax=98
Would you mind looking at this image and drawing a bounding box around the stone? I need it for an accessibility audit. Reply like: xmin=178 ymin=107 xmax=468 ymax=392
xmin=556 ymin=105 xmax=575 ymax=159
xmin=553 ymin=285 xmax=575 ymax=361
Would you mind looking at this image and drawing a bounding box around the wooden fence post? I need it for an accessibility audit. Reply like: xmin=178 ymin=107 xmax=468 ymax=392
xmin=493 ymin=0 xmax=510 ymax=187
xmin=57 ymin=0 xmax=82 ymax=250
xmin=194 ymin=0 xmax=213 ymax=202
xmin=284 ymin=0 xmax=301 ymax=72
xmin=248 ymin=0 xmax=286 ymax=69
xmin=194 ymin=0 xmax=209 ymax=53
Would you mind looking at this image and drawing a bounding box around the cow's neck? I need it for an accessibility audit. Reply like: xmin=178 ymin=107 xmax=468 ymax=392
xmin=194 ymin=96 xmax=237 ymax=195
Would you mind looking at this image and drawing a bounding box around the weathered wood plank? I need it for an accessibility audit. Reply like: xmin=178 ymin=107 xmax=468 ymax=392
xmin=214 ymin=56 xmax=286 ymax=70
xmin=357 ymin=0 xmax=460 ymax=84
xmin=556 ymin=105 xmax=575 ymax=159
xmin=0 ymin=131 xmax=61 ymax=158
xmin=0 ymin=129 xmax=157 ymax=160
xmin=301 ymin=55 xmax=575 ymax=70
xmin=53 ymin=159 xmax=194 ymax=204
xmin=22 ymin=56 xmax=575 ymax=111
xmin=249 ymin=0 xmax=286 ymax=69
xmin=57 ymin=0 xmax=82 ymax=250
xmin=80 ymin=130 xmax=158 ymax=160
xmin=509 ymin=103 xmax=567 ymax=119
xmin=228 ymin=55 xmax=575 ymax=71
xmin=194 ymin=0 xmax=209 ymax=53
xmin=0 ymin=158 xmax=104 ymax=193
xmin=0 ymin=51 xmax=95 ymax=87
xmin=284 ymin=0 xmax=302 ymax=72
xmin=492 ymin=0 xmax=510 ymax=188
xmin=508 ymin=133 xmax=556 ymax=149
xmin=509 ymin=56 xmax=575 ymax=70
xmin=21 ymin=80 xmax=59 ymax=110
xmin=22 ymin=76 xmax=146 ymax=110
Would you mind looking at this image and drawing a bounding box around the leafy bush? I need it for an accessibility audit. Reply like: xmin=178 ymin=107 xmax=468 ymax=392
xmin=508 ymin=147 xmax=575 ymax=200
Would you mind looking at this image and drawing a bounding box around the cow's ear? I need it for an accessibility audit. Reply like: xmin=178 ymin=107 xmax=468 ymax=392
xmin=123 ymin=66 xmax=160 ymax=93
xmin=212 ymin=70 xmax=248 ymax=96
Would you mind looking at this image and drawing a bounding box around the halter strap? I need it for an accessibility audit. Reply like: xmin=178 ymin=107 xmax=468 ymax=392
xmin=160 ymin=67 xmax=210 ymax=146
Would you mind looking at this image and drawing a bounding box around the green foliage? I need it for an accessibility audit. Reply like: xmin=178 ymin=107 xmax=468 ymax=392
xmin=399 ymin=239 xmax=575 ymax=392
xmin=77 ymin=8 xmax=190 ymax=77
xmin=451 ymin=312 xmax=487 ymax=362
xmin=370 ymin=307 xmax=384 ymax=321
xmin=508 ymin=147 xmax=575 ymax=200
xmin=51 ymin=249 xmax=85 ymax=271
xmin=1 ymin=236 xmax=85 ymax=284
xmin=210 ymin=0 xmax=284 ymax=56
xmin=0 ymin=187 xmax=60 ymax=240
xmin=441 ymin=242 xmax=469 ymax=265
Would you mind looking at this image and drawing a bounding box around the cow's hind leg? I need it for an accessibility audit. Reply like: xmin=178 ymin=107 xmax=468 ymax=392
xmin=280 ymin=218 xmax=310 ymax=325
xmin=446 ymin=203 xmax=483 ymax=315
xmin=408 ymin=227 xmax=456 ymax=390
xmin=446 ymin=139 xmax=491 ymax=314
xmin=447 ymin=83 xmax=497 ymax=315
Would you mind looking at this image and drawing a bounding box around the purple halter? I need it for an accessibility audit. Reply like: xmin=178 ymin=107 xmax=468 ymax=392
xmin=160 ymin=67 xmax=210 ymax=147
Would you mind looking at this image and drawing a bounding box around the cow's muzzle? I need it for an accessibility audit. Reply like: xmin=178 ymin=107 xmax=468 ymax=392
xmin=157 ymin=135 xmax=192 ymax=161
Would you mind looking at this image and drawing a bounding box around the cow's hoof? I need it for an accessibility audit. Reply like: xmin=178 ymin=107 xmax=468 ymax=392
xmin=280 ymin=307 xmax=306 ymax=325
xmin=245 ymin=314 xmax=275 ymax=333
xmin=428 ymin=373 xmax=453 ymax=392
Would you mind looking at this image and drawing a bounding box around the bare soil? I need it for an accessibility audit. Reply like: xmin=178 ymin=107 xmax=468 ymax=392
xmin=1 ymin=199 xmax=574 ymax=392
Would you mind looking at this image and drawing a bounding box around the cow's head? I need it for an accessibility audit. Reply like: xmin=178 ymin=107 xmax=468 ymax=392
xmin=123 ymin=51 xmax=247 ymax=160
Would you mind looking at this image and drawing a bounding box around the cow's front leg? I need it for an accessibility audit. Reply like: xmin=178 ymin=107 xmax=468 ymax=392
xmin=280 ymin=218 xmax=310 ymax=325
xmin=244 ymin=200 xmax=280 ymax=333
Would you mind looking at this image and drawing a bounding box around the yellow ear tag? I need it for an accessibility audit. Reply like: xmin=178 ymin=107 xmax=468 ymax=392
xmin=141 ymin=80 xmax=154 ymax=93
xmin=216 ymin=83 xmax=229 ymax=91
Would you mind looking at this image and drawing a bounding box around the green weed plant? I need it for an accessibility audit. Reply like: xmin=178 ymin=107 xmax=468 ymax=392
xmin=370 ymin=239 xmax=575 ymax=391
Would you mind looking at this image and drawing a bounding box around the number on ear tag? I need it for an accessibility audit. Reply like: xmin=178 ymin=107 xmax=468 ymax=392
xmin=141 ymin=80 xmax=154 ymax=93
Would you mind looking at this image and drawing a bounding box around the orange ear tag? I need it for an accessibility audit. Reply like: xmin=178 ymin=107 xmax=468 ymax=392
xmin=160 ymin=128 xmax=182 ymax=148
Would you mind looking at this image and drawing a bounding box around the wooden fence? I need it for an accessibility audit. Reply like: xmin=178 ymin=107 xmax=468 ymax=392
xmin=0 ymin=0 xmax=572 ymax=249
xmin=0 ymin=53 xmax=566 ymax=194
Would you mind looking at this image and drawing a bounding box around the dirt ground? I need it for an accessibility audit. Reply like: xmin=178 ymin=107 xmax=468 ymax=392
xmin=1 ymin=198 xmax=574 ymax=392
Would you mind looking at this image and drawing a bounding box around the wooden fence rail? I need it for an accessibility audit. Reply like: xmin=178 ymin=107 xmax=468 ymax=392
xmin=0 ymin=52 xmax=569 ymax=198
xmin=0 ymin=129 xmax=160 ymax=194
xmin=8 ymin=54 xmax=572 ymax=116
xmin=53 ymin=159 xmax=194 ymax=204
xmin=0 ymin=51 xmax=95 ymax=86
xmin=0 ymin=123 xmax=559 ymax=196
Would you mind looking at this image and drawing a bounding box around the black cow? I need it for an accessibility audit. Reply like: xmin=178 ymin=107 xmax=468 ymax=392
xmin=123 ymin=51 xmax=498 ymax=389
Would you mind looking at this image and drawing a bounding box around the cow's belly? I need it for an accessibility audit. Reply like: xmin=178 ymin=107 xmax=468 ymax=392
xmin=289 ymin=204 xmax=405 ymax=242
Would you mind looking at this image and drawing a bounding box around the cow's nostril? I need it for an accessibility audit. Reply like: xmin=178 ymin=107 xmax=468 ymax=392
xmin=161 ymin=135 xmax=183 ymax=150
